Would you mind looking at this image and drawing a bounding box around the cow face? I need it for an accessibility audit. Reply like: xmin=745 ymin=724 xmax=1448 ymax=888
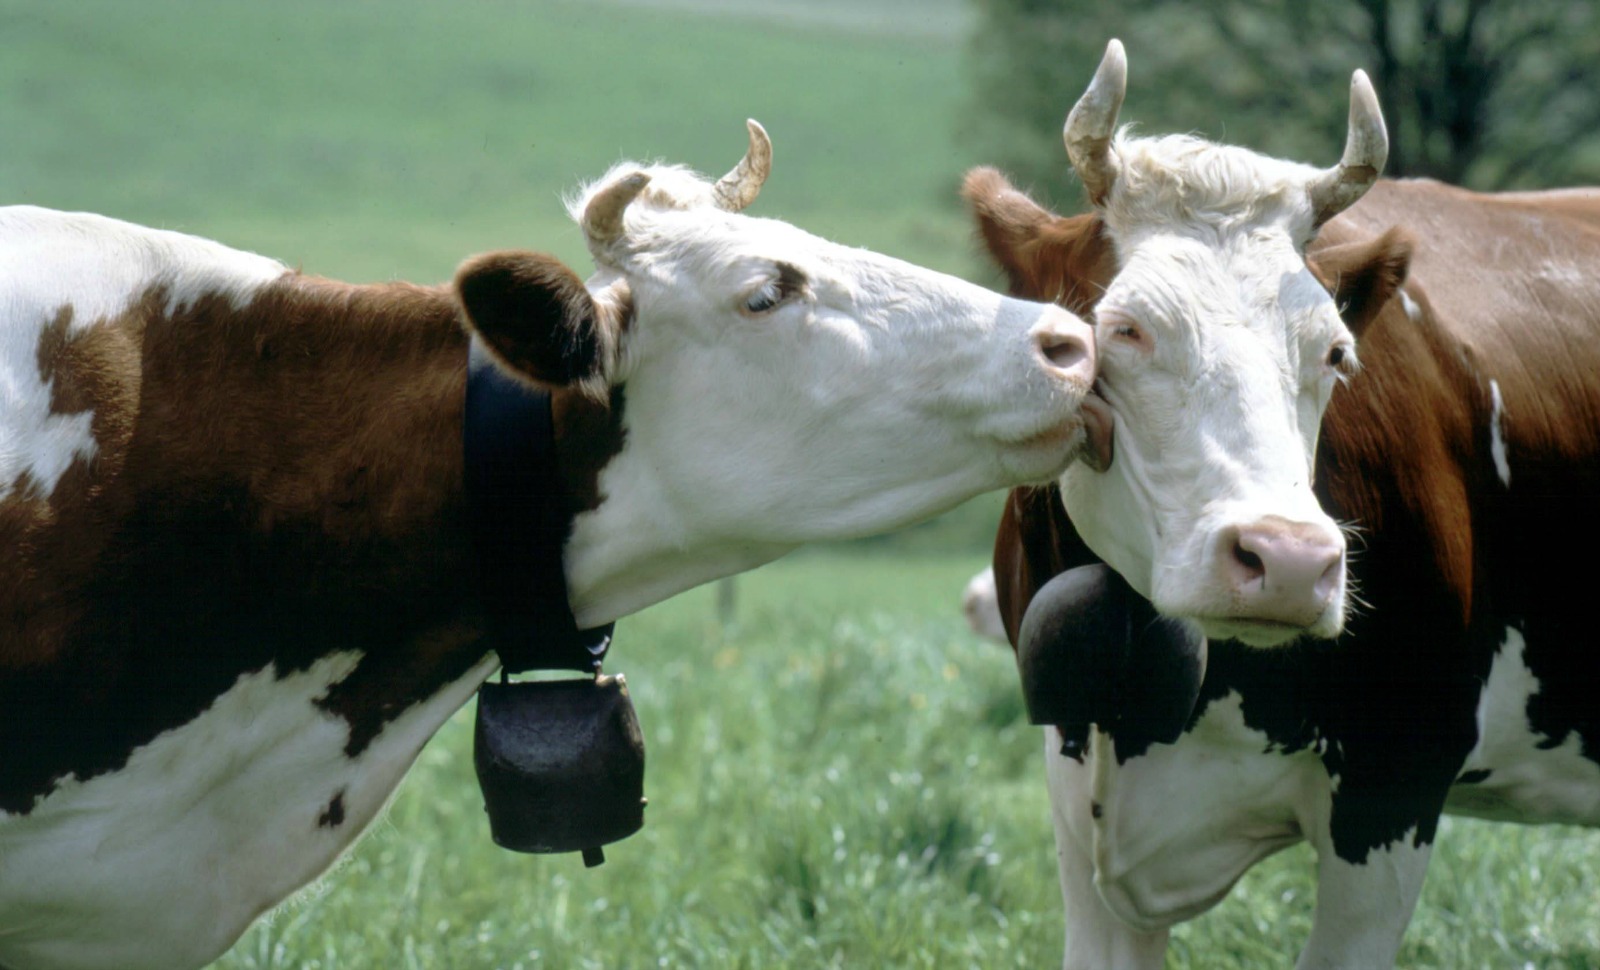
xmin=458 ymin=122 xmax=1103 ymax=624
xmin=969 ymin=43 xmax=1407 ymax=648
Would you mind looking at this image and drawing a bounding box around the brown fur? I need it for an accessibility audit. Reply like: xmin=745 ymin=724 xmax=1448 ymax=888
xmin=1 ymin=258 xmax=627 ymax=811
xmin=962 ymin=167 xmax=1119 ymax=314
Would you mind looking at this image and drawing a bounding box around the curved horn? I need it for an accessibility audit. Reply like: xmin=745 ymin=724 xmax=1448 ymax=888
xmin=712 ymin=119 xmax=772 ymax=212
xmin=1063 ymin=39 xmax=1127 ymax=207
xmin=1307 ymin=70 xmax=1388 ymax=227
xmin=583 ymin=172 xmax=652 ymax=245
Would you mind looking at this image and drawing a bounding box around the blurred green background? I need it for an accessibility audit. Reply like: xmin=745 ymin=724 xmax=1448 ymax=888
xmin=6 ymin=1 xmax=1599 ymax=967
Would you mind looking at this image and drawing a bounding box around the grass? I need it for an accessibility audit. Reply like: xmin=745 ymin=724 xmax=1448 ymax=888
xmin=211 ymin=552 xmax=1066 ymax=970
xmin=205 ymin=550 xmax=1600 ymax=970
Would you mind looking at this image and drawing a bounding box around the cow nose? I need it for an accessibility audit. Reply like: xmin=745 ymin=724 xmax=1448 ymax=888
xmin=1033 ymin=310 xmax=1096 ymax=388
xmin=1220 ymin=516 xmax=1344 ymax=627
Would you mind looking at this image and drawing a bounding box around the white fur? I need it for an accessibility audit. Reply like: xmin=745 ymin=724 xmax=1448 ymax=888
xmin=0 ymin=207 xmax=285 ymax=502
xmin=1059 ymin=134 xmax=1352 ymax=646
xmin=1399 ymin=288 xmax=1421 ymax=322
xmin=1488 ymin=378 xmax=1512 ymax=487
xmin=1297 ymin=825 xmax=1430 ymax=970
xmin=1448 ymin=627 xmax=1600 ymax=824
xmin=0 ymin=651 xmax=497 ymax=970
xmin=560 ymin=161 xmax=1096 ymax=627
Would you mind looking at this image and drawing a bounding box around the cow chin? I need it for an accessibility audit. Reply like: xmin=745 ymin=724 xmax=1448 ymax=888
xmin=997 ymin=417 xmax=1090 ymax=485
xmin=1195 ymin=608 xmax=1345 ymax=649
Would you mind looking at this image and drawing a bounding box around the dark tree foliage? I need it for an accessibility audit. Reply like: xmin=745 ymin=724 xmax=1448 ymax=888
xmin=966 ymin=0 xmax=1600 ymax=205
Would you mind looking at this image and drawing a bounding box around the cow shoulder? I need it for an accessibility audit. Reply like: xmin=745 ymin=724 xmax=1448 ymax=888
xmin=454 ymin=251 xmax=620 ymax=392
xmin=962 ymin=168 xmax=1116 ymax=316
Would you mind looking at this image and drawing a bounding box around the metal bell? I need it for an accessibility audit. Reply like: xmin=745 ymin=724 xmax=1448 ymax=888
xmin=474 ymin=673 xmax=646 ymax=867
xmin=1016 ymin=563 xmax=1206 ymax=756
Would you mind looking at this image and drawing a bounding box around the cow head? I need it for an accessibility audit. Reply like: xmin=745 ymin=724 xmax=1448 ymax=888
xmin=968 ymin=43 xmax=1411 ymax=647
xmin=458 ymin=122 xmax=1104 ymax=625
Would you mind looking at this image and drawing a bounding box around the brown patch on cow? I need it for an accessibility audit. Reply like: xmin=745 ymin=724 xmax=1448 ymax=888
xmin=1309 ymin=226 xmax=1415 ymax=337
xmin=1 ymin=263 xmax=622 ymax=813
xmin=552 ymin=385 xmax=627 ymax=515
xmin=992 ymin=484 xmax=1102 ymax=648
xmin=962 ymin=167 xmax=1118 ymax=316
xmin=317 ymin=790 xmax=347 ymax=828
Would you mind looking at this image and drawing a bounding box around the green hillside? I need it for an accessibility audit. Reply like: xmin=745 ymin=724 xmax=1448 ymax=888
xmin=0 ymin=0 xmax=988 ymax=284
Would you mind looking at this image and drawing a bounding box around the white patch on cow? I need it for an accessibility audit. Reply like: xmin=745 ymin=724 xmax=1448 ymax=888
xmin=1488 ymin=378 xmax=1512 ymax=487
xmin=1046 ymin=693 xmax=1319 ymax=935
xmin=1299 ymin=824 xmax=1430 ymax=970
xmin=552 ymin=165 xmax=1096 ymax=627
xmin=0 ymin=207 xmax=286 ymax=323
xmin=1448 ymin=626 xmax=1600 ymax=825
xmin=961 ymin=566 xmax=1008 ymax=643
xmin=0 ymin=650 xmax=497 ymax=970
xmin=1398 ymin=289 xmax=1421 ymax=322
xmin=0 ymin=207 xmax=285 ymax=502
xmin=0 ymin=346 xmax=96 ymax=501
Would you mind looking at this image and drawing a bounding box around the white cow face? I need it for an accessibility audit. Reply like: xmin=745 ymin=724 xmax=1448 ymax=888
xmin=1067 ymin=200 xmax=1358 ymax=647
xmin=459 ymin=122 xmax=1102 ymax=624
xmin=969 ymin=43 xmax=1406 ymax=648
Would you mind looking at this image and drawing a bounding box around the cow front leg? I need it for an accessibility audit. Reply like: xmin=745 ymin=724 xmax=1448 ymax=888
xmin=1046 ymin=733 xmax=1169 ymax=970
xmin=1297 ymin=800 xmax=1434 ymax=970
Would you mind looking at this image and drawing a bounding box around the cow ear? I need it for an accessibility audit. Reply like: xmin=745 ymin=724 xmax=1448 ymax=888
xmin=454 ymin=251 xmax=621 ymax=392
xmin=1311 ymin=227 xmax=1415 ymax=337
xmin=962 ymin=167 xmax=1116 ymax=314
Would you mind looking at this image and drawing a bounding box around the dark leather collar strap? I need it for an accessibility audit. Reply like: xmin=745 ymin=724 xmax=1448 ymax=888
xmin=464 ymin=337 xmax=614 ymax=674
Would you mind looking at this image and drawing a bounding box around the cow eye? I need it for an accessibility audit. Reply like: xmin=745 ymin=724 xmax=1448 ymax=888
xmin=741 ymin=262 xmax=808 ymax=316
xmin=1099 ymin=311 xmax=1152 ymax=352
xmin=1326 ymin=343 xmax=1356 ymax=373
xmin=744 ymin=280 xmax=785 ymax=314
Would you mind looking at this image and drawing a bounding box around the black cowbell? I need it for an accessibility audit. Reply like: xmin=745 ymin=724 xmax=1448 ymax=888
xmin=474 ymin=673 xmax=646 ymax=867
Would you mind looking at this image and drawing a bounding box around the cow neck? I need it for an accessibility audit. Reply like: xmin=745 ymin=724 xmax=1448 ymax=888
xmin=463 ymin=338 xmax=615 ymax=675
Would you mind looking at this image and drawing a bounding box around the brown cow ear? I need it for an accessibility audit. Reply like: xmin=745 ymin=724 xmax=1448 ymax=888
xmin=962 ymin=167 xmax=1117 ymax=314
xmin=962 ymin=166 xmax=1059 ymax=294
xmin=455 ymin=251 xmax=620 ymax=392
xmin=1311 ymin=227 xmax=1415 ymax=337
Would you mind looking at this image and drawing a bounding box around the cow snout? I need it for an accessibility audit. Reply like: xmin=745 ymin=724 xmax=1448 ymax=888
xmin=1032 ymin=311 xmax=1096 ymax=389
xmin=1219 ymin=516 xmax=1344 ymax=627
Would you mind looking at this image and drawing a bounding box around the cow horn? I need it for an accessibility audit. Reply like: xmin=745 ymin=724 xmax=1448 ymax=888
xmin=712 ymin=119 xmax=772 ymax=212
xmin=1307 ymin=70 xmax=1388 ymax=227
xmin=583 ymin=172 xmax=652 ymax=246
xmin=1063 ymin=39 xmax=1127 ymax=207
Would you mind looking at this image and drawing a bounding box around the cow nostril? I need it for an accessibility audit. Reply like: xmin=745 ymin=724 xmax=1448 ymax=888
xmin=1036 ymin=342 xmax=1088 ymax=372
xmin=1037 ymin=332 xmax=1090 ymax=374
xmin=1232 ymin=541 xmax=1265 ymax=581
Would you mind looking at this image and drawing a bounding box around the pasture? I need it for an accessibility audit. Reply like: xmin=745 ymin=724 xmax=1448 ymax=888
xmin=4 ymin=1 xmax=1598 ymax=966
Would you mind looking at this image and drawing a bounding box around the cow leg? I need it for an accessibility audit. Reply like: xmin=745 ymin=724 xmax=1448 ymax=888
xmin=1045 ymin=733 xmax=1169 ymax=970
xmin=1296 ymin=802 xmax=1434 ymax=970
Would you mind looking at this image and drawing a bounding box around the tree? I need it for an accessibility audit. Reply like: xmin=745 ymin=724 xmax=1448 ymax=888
xmin=965 ymin=0 xmax=1600 ymax=205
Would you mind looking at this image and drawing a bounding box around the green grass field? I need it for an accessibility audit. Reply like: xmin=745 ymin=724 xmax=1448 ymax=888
xmin=203 ymin=551 xmax=1600 ymax=970
xmin=6 ymin=1 xmax=1600 ymax=967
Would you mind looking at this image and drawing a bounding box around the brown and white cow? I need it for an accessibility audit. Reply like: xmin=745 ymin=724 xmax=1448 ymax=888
xmin=0 ymin=122 xmax=1104 ymax=970
xmin=971 ymin=43 xmax=1600 ymax=969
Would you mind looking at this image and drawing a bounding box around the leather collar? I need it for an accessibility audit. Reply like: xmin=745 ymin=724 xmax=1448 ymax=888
xmin=463 ymin=338 xmax=614 ymax=674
